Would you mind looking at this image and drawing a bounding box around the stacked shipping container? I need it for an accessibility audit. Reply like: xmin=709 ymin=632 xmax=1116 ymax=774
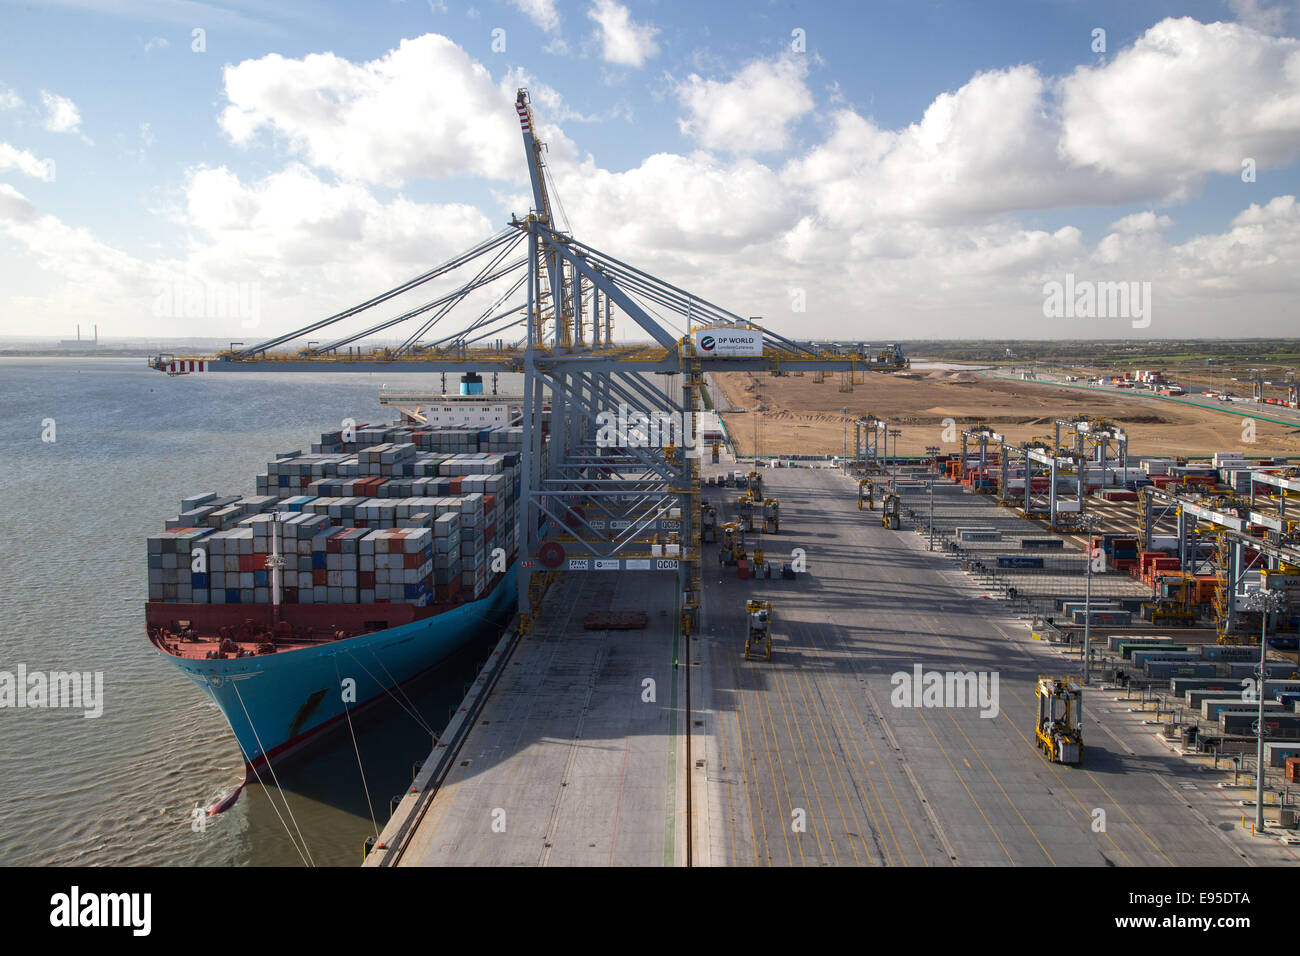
xmin=148 ymin=421 xmax=537 ymax=607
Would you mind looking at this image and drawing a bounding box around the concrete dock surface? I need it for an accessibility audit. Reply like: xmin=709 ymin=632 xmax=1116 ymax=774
xmin=390 ymin=569 xmax=686 ymax=865
xmin=376 ymin=464 xmax=1300 ymax=866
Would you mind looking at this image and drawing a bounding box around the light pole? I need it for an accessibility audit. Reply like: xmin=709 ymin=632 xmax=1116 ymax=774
xmin=1079 ymin=514 xmax=1102 ymax=683
xmin=1242 ymin=588 xmax=1285 ymax=834
xmin=889 ymin=428 xmax=902 ymax=477
xmin=841 ymin=406 xmax=849 ymax=461
xmin=924 ymin=446 xmax=940 ymax=551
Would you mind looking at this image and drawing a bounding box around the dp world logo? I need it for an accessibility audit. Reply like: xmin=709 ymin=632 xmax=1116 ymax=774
xmin=699 ymin=335 xmax=716 ymax=352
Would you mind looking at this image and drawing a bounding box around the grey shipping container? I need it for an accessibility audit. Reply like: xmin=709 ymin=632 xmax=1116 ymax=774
xmin=1146 ymin=662 xmax=1218 ymax=678
xmin=1200 ymin=645 xmax=1258 ymax=662
xmin=1185 ymin=688 xmax=1245 ymax=709
xmin=1225 ymin=661 xmax=1300 ymax=680
xmin=1202 ymin=699 xmax=1283 ymax=721
xmin=1264 ymin=742 xmax=1300 ymax=767
xmin=1169 ymin=677 xmax=1240 ymax=697
xmin=1220 ymin=711 xmax=1300 ymax=737
xmin=1131 ymin=649 xmax=1201 ymax=668
xmin=1110 ymin=635 xmax=1172 ymax=651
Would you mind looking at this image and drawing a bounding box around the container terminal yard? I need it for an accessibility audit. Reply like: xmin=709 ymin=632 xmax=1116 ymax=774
xmin=363 ymin=447 xmax=1300 ymax=867
xmin=142 ymin=91 xmax=1300 ymax=869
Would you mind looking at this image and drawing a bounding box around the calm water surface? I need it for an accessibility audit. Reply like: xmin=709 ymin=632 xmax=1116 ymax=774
xmin=0 ymin=356 xmax=513 ymax=866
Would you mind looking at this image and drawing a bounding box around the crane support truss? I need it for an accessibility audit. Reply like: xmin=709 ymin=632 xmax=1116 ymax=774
xmin=148 ymin=87 xmax=911 ymax=629
xmin=1139 ymin=485 xmax=1300 ymax=639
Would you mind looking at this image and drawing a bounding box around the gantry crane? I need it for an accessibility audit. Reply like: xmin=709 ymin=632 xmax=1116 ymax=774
xmin=149 ymin=88 xmax=910 ymax=634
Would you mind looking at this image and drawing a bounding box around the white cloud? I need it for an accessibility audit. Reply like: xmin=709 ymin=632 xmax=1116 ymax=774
xmin=1059 ymin=18 xmax=1300 ymax=186
xmin=509 ymin=0 xmax=559 ymax=32
xmin=0 ymin=142 xmax=56 ymax=181
xmin=587 ymin=0 xmax=660 ymax=67
xmin=40 ymin=90 xmax=82 ymax=134
xmin=1228 ymin=0 xmax=1288 ymax=34
xmin=219 ymin=34 xmax=530 ymax=186
xmin=0 ymin=85 xmax=21 ymax=110
xmin=0 ymin=183 xmax=37 ymax=221
xmin=557 ymin=151 xmax=795 ymax=255
xmin=180 ymin=163 xmax=493 ymax=271
xmin=1109 ymin=211 xmax=1173 ymax=233
xmin=676 ymin=56 xmax=813 ymax=153
xmin=4 ymin=20 xmax=1300 ymax=340
xmin=0 ymin=164 xmax=500 ymax=337
xmin=786 ymin=19 xmax=1300 ymax=228
xmin=0 ymin=185 xmax=148 ymax=303
xmin=143 ymin=36 xmax=170 ymax=53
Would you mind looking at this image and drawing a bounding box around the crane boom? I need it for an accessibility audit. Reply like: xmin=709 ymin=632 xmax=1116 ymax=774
xmin=516 ymin=89 xmax=552 ymax=223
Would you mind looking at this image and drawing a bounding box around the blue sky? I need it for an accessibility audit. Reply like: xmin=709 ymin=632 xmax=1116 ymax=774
xmin=2 ymin=0 xmax=1299 ymax=341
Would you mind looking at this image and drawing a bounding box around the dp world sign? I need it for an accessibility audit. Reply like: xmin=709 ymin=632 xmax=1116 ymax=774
xmin=692 ymin=328 xmax=762 ymax=357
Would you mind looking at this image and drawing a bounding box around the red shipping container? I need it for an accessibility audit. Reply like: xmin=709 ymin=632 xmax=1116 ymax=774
xmin=359 ymin=571 xmax=374 ymax=588
xmin=313 ymin=569 xmax=328 ymax=586
xmin=737 ymin=560 xmax=750 ymax=579
xmin=451 ymin=478 xmax=463 ymax=494
xmin=404 ymin=552 xmax=423 ymax=569
xmin=238 ymin=553 xmax=268 ymax=572
xmin=284 ymin=587 xmax=298 ymax=604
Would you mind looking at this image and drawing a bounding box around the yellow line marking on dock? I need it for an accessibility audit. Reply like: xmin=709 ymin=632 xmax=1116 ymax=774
xmin=916 ymin=615 xmax=1055 ymax=866
xmin=794 ymin=621 xmax=898 ymax=866
xmin=1079 ymin=769 xmax=1176 ymax=867
xmin=788 ymin=664 xmax=862 ymax=865
xmin=715 ymin=667 xmax=738 ymax=866
xmin=993 ymin=683 xmax=1136 ymax=866
xmin=917 ymin=708 xmax=1017 ymax=864
xmin=805 ymin=586 xmax=928 ymax=866
xmin=773 ymin=666 xmax=836 ymax=864
xmin=730 ymin=650 xmax=768 ymax=866
xmin=756 ymin=667 xmax=800 ymax=866
xmin=948 ymin=616 xmax=1159 ymax=867
xmin=919 ymin=613 xmax=1140 ymax=866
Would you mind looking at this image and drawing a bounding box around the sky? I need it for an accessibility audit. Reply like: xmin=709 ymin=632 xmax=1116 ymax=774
xmin=1 ymin=0 xmax=1299 ymax=345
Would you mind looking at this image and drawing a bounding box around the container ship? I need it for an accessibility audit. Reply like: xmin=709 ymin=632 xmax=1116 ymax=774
xmin=145 ymin=382 xmax=542 ymax=803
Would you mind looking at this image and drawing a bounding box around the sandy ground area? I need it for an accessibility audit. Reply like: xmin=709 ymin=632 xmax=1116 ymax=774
xmin=713 ymin=369 xmax=1300 ymax=458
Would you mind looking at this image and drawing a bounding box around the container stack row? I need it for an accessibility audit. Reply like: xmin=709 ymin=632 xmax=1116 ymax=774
xmin=148 ymin=421 xmax=538 ymax=606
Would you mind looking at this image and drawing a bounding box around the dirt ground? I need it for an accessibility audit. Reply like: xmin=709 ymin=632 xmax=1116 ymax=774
xmin=713 ymin=369 xmax=1300 ymax=458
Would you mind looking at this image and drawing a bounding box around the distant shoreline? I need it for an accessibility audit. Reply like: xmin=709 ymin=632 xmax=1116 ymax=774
xmin=0 ymin=350 xmax=149 ymax=358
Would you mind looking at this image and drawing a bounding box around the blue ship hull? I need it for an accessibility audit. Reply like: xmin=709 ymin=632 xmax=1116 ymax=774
xmin=158 ymin=562 xmax=518 ymax=776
